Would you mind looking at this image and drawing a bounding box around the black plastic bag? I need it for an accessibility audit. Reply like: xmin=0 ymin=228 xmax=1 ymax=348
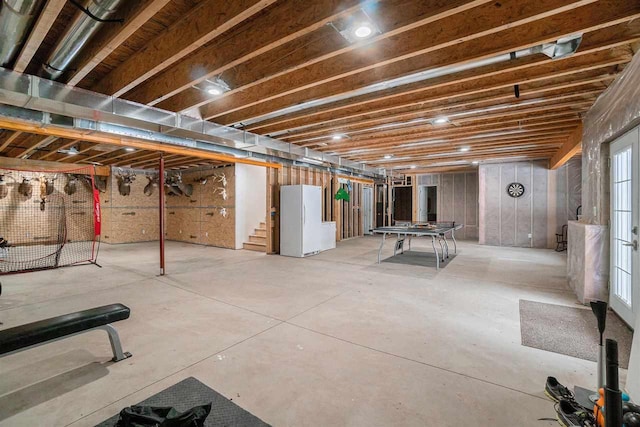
xmin=115 ymin=403 xmax=212 ymax=427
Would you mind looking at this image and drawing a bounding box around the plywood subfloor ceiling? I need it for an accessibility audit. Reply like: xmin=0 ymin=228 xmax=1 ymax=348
xmin=0 ymin=0 xmax=639 ymax=172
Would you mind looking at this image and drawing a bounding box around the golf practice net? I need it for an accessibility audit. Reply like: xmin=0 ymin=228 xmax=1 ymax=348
xmin=0 ymin=165 xmax=101 ymax=274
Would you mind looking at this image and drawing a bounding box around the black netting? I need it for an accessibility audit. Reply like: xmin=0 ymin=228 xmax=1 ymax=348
xmin=0 ymin=167 xmax=100 ymax=274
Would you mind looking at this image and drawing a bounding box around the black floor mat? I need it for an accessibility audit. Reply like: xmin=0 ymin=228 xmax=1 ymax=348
xmin=96 ymin=377 xmax=270 ymax=427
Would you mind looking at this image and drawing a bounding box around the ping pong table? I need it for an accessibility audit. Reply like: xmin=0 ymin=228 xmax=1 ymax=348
xmin=373 ymin=222 xmax=463 ymax=270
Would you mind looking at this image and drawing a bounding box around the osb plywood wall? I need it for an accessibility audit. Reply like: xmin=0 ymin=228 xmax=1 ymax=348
xmin=414 ymin=172 xmax=479 ymax=240
xmin=165 ymin=166 xmax=235 ymax=249
xmin=0 ymin=169 xmax=95 ymax=245
xmin=100 ymin=171 xmax=160 ymax=244
xmin=478 ymin=159 xmax=582 ymax=249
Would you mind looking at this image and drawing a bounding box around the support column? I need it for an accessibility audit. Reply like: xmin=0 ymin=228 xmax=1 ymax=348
xmin=159 ymin=155 xmax=165 ymax=275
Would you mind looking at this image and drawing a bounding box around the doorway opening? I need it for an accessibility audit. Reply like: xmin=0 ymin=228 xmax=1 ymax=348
xmin=419 ymin=185 xmax=438 ymax=222
xmin=393 ymin=186 xmax=412 ymax=224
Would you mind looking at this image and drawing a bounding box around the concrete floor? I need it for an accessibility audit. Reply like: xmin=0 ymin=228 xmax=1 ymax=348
xmin=0 ymin=237 xmax=618 ymax=426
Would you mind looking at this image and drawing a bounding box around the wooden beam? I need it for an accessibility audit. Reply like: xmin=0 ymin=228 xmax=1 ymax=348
xmin=14 ymin=136 xmax=58 ymax=159
xmin=549 ymin=123 xmax=583 ymax=169
xmin=12 ymin=0 xmax=67 ymax=73
xmin=148 ymin=0 xmax=492 ymax=110
xmin=92 ymin=0 xmax=277 ymax=97
xmin=0 ymin=156 xmax=110 ymax=176
xmin=206 ymin=1 xmax=640 ymax=123
xmin=285 ymin=83 xmax=605 ymax=143
xmin=256 ymin=26 xmax=636 ymax=137
xmin=65 ymin=0 xmax=174 ymax=86
xmin=0 ymin=118 xmax=282 ymax=169
xmin=33 ymin=139 xmax=81 ymax=160
xmin=0 ymin=131 xmax=24 ymax=152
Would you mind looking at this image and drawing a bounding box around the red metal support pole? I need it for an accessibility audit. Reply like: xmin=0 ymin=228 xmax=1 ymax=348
xmin=159 ymin=154 xmax=165 ymax=275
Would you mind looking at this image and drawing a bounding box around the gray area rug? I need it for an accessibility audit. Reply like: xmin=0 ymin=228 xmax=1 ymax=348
xmin=96 ymin=377 xmax=270 ymax=427
xmin=382 ymin=250 xmax=456 ymax=269
xmin=519 ymin=300 xmax=633 ymax=368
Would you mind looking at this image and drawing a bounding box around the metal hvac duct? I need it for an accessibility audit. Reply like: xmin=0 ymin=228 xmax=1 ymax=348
xmin=0 ymin=0 xmax=45 ymax=67
xmin=42 ymin=0 xmax=123 ymax=80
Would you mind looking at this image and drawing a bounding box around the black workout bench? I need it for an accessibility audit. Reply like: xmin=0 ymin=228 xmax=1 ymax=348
xmin=0 ymin=304 xmax=132 ymax=362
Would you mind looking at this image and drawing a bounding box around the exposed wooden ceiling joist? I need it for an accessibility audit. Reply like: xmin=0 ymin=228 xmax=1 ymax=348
xmin=205 ymin=1 xmax=640 ymax=124
xmin=91 ymin=0 xmax=279 ymax=96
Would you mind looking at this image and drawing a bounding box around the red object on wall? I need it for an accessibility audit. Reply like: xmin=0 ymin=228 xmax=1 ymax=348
xmin=93 ymin=189 xmax=102 ymax=236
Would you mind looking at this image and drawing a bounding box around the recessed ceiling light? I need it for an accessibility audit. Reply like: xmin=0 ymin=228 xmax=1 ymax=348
xmin=383 ymin=154 xmax=393 ymax=159
xmin=459 ymin=147 xmax=470 ymax=152
xmin=125 ymin=147 xmax=135 ymax=152
xmin=472 ymin=161 xmax=479 ymax=164
xmin=354 ymin=24 xmax=373 ymax=38
xmin=410 ymin=165 xmax=417 ymax=169
xmin=202 ymin=77 xmax=230 ymax=97
xmin=332 ymin=134 xmax=343 ymax=140
xmin=432 ymin=116 xmax=449 ymax=125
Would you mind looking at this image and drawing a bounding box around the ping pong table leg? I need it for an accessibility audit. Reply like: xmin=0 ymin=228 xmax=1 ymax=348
xmin=443 ymin=236 xmax=450 ymax=259
xmin=377 ymin=233 xmax=387 ymax=264
xmin=431 ymin=236 xmax=440 ymax=270
xmin=438 ymin=238 xmax=445 ymax=262
xmin=451 ymin=230 xmax=458 ymax=254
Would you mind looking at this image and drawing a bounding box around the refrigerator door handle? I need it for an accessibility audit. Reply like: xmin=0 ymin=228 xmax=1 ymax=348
xmin=303 ymin=204 xmax=306 ymax=225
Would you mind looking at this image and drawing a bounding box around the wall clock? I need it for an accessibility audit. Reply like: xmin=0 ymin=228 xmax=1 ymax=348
xmin=507 ymin=182 xmax=525 ymax=198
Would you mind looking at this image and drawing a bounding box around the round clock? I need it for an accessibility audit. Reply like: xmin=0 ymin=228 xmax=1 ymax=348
xmin=507 ymin=182 xmax=525 ymax=198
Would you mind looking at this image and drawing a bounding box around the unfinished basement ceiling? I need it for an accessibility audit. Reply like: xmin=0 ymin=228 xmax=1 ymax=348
xmin=0 ymin=0 xmax=639 ymax=172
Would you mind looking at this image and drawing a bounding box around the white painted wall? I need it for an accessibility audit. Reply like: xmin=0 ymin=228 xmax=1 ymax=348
xmin=234 ymin=164 xmax=266 ymax=249
xmin=629 ymin=313 xmax=640 ymax=399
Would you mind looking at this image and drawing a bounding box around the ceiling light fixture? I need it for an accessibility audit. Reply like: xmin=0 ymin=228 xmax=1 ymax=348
xmin=58 ymin=146 xmax=79 ymax=155
xmin=459 ymin=147 xmax=470 ymax=152
xmin=432 ymin=116 xmax=449 ymax=125
xmin=332 ymin=134 xmax=343 ymax=140
xmin=383 ymin=154 xmax=393 ymax=159
xmin=125 ymin=147 xmax=135 ymax=152
xmin=472 ymin=161 xmax=479 ymax=165
xmin=202 ymin=77 xmax=230 ymax=97
xmin=354 ymin=24 xmax=373 ymax=38
xmin=410 ymin=165 xmax=417 ymax=169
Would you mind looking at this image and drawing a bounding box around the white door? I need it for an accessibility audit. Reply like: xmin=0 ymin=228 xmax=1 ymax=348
xmin=418 ymin=186 xmax=428 ymax=222
xmin=362 ymin=187 xmax=373 ymax=234
xmin=610 ymin=127 xmax=640 ymax=327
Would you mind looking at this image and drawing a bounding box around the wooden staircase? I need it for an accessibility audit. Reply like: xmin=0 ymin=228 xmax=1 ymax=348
xmin=243 ymin=221 xmax=266 ymax=252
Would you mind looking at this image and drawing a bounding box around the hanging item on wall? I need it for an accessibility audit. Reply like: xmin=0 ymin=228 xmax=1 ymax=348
xmin=143 ymin=175 xmax=159 ymax=196
xmin=506 ymin=182 xmax=525 ymax=198
xmin=36 ymin=174 xmax=57 ymax=211
xmin=94 ymin=176 xmax=107 ymax=193
xmin=335 ymin=187 xmax=350 ymax=201
xmin=115 ymin=171 xmax=136 ymax=196
xmin=0 ymin=173 xmax=12 ymax=199
xmin=18 ymin=176 xmax=32 ymax=198
xmin=64 ymin=174 xmax=79 ymax=195
xmin=219 ymin=207 xmax=227 ymax=218
xmin=215 ymin=187 xmax=227 ymax=200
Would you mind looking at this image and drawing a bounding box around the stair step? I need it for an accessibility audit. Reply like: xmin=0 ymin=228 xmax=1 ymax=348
xmin=254 ymin=228 xmax=266 ymax=237
xmin=249 ymin=234 xmax=266 ymax=243
xmin=259 ymin=222 xmax=266 ymax=229
xmin=243 ymin=242 xmax=266 ymax=252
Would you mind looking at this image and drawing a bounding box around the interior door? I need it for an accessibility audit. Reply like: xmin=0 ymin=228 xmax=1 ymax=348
xmin=610 ymin=127 xmax=640 ymax=327
xmin=362 ymin=187 xmax=373 ymax=234
xmin=418 ymin=186 xmax=428 ymax=222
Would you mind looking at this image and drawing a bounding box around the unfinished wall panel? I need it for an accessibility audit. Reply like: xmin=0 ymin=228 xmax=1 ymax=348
xmin=479 ymin=160 xmax=579 ymax=249
xmin=413 ymin=171 xmax=478 ymax=240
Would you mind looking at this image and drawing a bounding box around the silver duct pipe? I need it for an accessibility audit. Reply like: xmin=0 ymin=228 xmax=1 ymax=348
xmin=42 ymin=0 xmax=123 ymax=80
xmin=0 ymin=68 xmax=383 ymax=178
xmin=0 ymin=0 xmax=45 ymax=67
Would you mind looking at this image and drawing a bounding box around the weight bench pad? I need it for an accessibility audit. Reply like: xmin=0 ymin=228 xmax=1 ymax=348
xmin=0 ymin=304 xmax=130 ymax=355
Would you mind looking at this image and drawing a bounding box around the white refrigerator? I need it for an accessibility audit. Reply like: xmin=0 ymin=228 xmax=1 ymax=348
xmin=280 ymin=185 xmax=323 ymax=257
